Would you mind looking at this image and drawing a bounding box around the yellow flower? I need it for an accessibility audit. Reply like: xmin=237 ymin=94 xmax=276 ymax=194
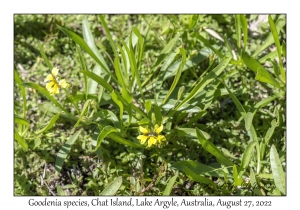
xmin=44 ymin=67 xmax=70 ymax=95
xmin=137 ymin=124 xmax=166 ymax=147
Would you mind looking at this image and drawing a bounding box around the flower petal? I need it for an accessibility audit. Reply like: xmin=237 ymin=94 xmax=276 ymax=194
xmin=46 ymin=81 xmax=55 ymax=91
xmin=52 ymin=67 xmax=59 ymax=77
xmin=154 ymin=124 xmax=163 ymax=134
xmin=44 ymin=74 xmax=54 ymax=82
xmin=52 ymin=84 xmax=59 ymax=94
xmin=137 ymin=135 xmax=148 ymax=144
xmin=139 ymin=126 xmax=149 ymax=134
xmin=59 ymin=79 xmax=70 ymax=88
xmin=148 ymin=136 xmax=157 ymax=147
xmin=157 ymin=135 xmax=166 ymax=143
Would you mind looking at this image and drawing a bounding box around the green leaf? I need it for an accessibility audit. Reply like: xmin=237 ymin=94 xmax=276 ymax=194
xmin=88 ymin=65 xmax=102 ymax=94
xmin=144 ymin=100 xmax=152 ymax=114
xmin=35 ymin=112 xmax=62 ymax=134
xmin=163 ymin=172 xmax=178 ymax=195
xmin=14 ymin=116 xmax=30 ymax=127
xmin=242 ymin=52 xmax=280 ymax=88
xmin=189 ymin=15 xmax=199 ymax=29
xmin=181 ymin=166 xmax=216 ymax=186
xmin=252 ymin=18 xmax=286 ymax=58
xmin=121 ymin=87 xmax=133 ymax=104
xmin=37 ymin=42 xmax=53 ymax=70
xmin=192 ymin=32 xmax=224 ymax=58
xmin=74 ymin=100 xmax=92 ymax=128
xmin=165 ymin=57 xmax=231 ymax=120
xmin=233 ymin=165 xmax=243 ymax=186
xmin=94 ymin=126 xmax=118 ymax=151
xmin=152 ymin=33 xmax=180 ymax=71
xmin=81 ymin=70 xmax=113 ymax=93
xmin=14 ymin=131 xmax=28 ymax=150
xmin=235 ymin=15 xmax=241 ymax=49
xmin=196 ymin=128 xmax=234 ymax=166
xmin=245 ymin=112 xmax=254 ymax=131
xmin=55 ymin=129 xmax=82 ymax=172
xmin=56 ymin=24 xmax=118 ymax=84
xmin=270 ymin=145 xmax=286 ymax=195
xmin=107 ymin=132 xmax=144 ymax=148
xmin=153 ymin=103 xmax=162 ymax=126
xmin=56 ymin=184 xmax=67 ymax=196
xmin=100 ymin=176 xmax=122 ymax=195
xmin=172 ymin=160 xmax=228 ymax=178
xmin=268 ymin=15 xmax=286 ymax=83
xmin=22 ymin=83 xmax=68 ymax=112
xmin=240 ymin=14 xmax=248 ymax=51
xmin=111 ymin=91 xmax=124 ymax=123
xmin=14 ymin=70 xmax=27 ymax=117
xmin=241 ymin=141 xmax=258 ymax=169
xmin=162 ymin=48 xmax=186 ymax=106
xmin=98 ymin=15 xmax=118 ymax=56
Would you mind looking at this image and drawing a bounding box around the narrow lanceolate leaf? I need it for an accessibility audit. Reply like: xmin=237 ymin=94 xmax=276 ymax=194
xmin=111 ymin=91 xmax=124 ymax=122
xmin=268 ymin=15 xmax=286 ymax=83
xmin=98 ymin=15 xmax=118 ymax=56
xmin=163 ymin=172 xmax=178 ymax=195
xmin=165 ymin=57 xmax=230 ymax=120
xmin=22 ymin=83 xmax=67 ymax=112
xmin=152 ymin=33 xmax=180 ymax=71
xmin=235 ymin=15 xmax=241 ymax=49
xmin=242 ymin=52 xmax=280 ymax=88
xmin=252 ymin=18 xmax=286 ymax=58
xmin=14 ymin=70 xmax=27 ymax=117
xmin=37 ymin=42 xmax=53 ymax=70
xmin=121 ymin=87 xmax=133 ymax=104
xmin=56 ymin=24 xmax=118 ymax=84
xmin=81 ymin=70 xmax=114 ymax=93
xmin=14 ymin=116 xmax=30 ymax=127
xmin=181 ymin=166 xmax=216 ymax=186
xmin=107 ymin=132 xmax=144 ymax=148
xmin=162 ymin=48 xmax=186 ymax=106
xmin=261 ymin=119 xmax=278 ymax=159
xmin=192 ymin=32 xmax=224 ymax=58
xmin=100 ymin=176 xmax=122 ymax=195
xmin=153 ymin=103 xmax=162 ymax=126
xmin=270 ymin=145 xmax=286 ymax=195
xmin=35 ymin=112 xmax=63 ymax=135
xmin=94 ymin=126 xmax=118 ymax=151
xmin=144 ymin=100 xmax=152 ymax=114
xmin=233 ymin=165 xmax=243 ymax=186
xmin=55 ymin=129 xmax=82 ymax=172
xmin=245 ymin=112 xmax=254 ymax=131
xmin=74 ymin=100 xmax=91 ymax=128
xmin=14 ymin=131 xmax=28 ymax=150
xmin=240 ymin=14 xmax=248 ymax=50
xmin=241 ymin=141 xmax=258 ymax=169
xmin=196 ymin=128 xmax=234 ymax=166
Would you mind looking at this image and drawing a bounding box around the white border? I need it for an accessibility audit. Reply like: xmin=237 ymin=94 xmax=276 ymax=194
xmin=3 ymin=0 xmax=297 ymax=209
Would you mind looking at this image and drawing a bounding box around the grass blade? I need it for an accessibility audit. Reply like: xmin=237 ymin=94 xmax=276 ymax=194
xmin=55 ymin=129 xmax=82 ymax=172
xmin=235 ymin=15 xmax=241 ymax=49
